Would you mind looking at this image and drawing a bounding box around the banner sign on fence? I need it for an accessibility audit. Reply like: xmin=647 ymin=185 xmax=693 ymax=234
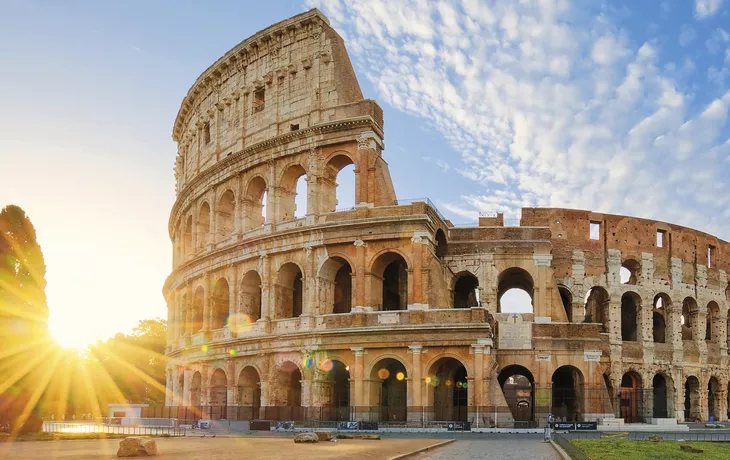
xmin=337 ymin=422 xmax=359 ymax=430
xmin=576 ymin=422 xmax=597 ymax=430
xmin=358 ymin=421 xmax=379 ymax=431
xmin=553 ymin=422 xmax=575 ymax=430
xmin=275 ymin=421 xmax=295 ymax=430
xmin=447 ymin=421 xmax=471 ymax=431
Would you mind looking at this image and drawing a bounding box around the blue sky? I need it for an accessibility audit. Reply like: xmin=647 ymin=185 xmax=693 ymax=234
xmin=1 ymin=0 xmax=730 ymax=345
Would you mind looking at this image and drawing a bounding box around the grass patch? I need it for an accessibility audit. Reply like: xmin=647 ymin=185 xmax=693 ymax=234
xmin=571 ymin=439 xmax=730 ymax=460
xmin=0 ymin=432 xmax=171 ymax=442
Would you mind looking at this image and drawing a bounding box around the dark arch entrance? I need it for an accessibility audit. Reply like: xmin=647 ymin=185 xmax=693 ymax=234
xmin=552 ymin=366 xmax=584 ymax=422
xmin=684 ymin=376 xmax=700 ymax=421
xmin=428 ymin=358 xmax=468 ymax=421
xmin=371 ymin=358 xmax=407 ymax=422
xmin=498 ymin=365 xmax=535 ymax=423
xmin=453 ymin=273 xmax=479 ymax=308
xmin=620 ymin=372 xmax=643 ymax=423
xmin=323 ymin=359 xmax=350 ymax=421
xmin=708 ymin=377 xmax=721 ymax=421
xmin=652 ymin=374 xmax=669 ymax=418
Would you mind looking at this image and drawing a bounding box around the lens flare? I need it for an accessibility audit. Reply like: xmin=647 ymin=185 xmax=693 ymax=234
xmin=425 ymin=376 xmax=432 ymax=384
xmin=319 ymin=358 xmax=334 ymax=372
xmin=396 ymin=372 xmax=405 ymax=381
xmin=377 ymin=368 xmax=390 ymax=380
xmin=303 ymin=357 xmax=313 ymax=369
xmin=462 ymin=381 xmax=468 ymax=388
xmin=229 ymin=349 xmax=237 ymax=356
xmin=456 ymin=381 xmax=463 ymax=388
xmin=201 ymin=345 xmax=209 ymax=353
xmin=228 ymin=313 xmax=254 ymax=335
xmin=445 ymin=379 xmax=452 ymax=387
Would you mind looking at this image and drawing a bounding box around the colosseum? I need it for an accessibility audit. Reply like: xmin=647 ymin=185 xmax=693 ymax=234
xmin=163 ymin=9 xmax=730 ymax=428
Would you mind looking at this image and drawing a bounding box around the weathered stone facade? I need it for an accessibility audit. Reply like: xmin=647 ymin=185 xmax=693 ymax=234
xmin=164 ymin=9 xmax=730 ymax=426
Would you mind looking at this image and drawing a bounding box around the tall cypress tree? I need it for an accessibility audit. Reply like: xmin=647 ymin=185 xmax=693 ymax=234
xmin=0 ymin=205 xmax=49 ymax=433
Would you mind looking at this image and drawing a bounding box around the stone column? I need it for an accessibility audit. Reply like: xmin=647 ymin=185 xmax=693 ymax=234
xmin=674 ymin=369 xmax=685 ymax=422
xmin=227 ymin=359 xmax=236 ymax=409
xmin=408 ymin=345 xmax=423 ymax=421
xmin=351 ymin=347 xmax=365 ymax=419
xmin=183 ymin=369 xmax=193 ymax=406
xmin=266 ymin=160 xmax=276 ymax=225
xmin=200 ymin=364 xmax=210 ymax=407
xmin=165 ymin=367 xmax=173 ymax=406
xmin=354 ymin=240 xmax=367 ymax=307
xmin=203 ymin=278 xmax=212 ymax=332
xmin=533 ymin=254 xmax=552 ymax=320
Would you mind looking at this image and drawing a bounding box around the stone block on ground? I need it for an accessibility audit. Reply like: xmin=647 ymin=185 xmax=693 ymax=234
xmin=648 ymin=435 xmax=663 ymax=442
xmin=336 ymin=433 xmax=354 ymax=439
xmin=679 ymin=444 xmax=703 ymax=453
xmin=293 ymin=432 xmax=319 ymax=443
xmin=357 ymin=434 xmax=381 ymax=440
xmin=314 ymin=431 xmax=333 ymax=441
xmin=117 ymin=436 xmax=158 ymax=457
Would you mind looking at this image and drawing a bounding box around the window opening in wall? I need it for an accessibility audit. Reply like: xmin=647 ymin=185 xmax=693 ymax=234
xmin=253 ymin=88 xmax=265 ymax=112
xmin=497 ymin=268 xmax=534 ymax=314
xmin=294 ymin=174 xmax=308 ymax=218
xmin=708 ymin=245 xmax=715 ymax=268
xmin=335 ymin=164 xmax=355 ymax=211
xmin=620 ymin=259 xmax=640 ymax=285
xmin=589 ymin=221 xmax=600 ymax=240
xmin=203 ymin=122 xmax=211 ymax=145
xmin=656 ymin=230 xmax=665 ymax=247
xmin=453 ymin=273 xmax=479 ymax=308
xmin=290 ymin=123 xmax=299 ymax=131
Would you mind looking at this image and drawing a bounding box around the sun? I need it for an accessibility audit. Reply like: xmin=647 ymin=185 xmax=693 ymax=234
xmin=48 ymin=314 xmax=100 ymax=351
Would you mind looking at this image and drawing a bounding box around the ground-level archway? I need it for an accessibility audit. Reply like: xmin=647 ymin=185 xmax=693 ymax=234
xmin=652 ymin=373 xmax=672 ymax=419
xmin=708 ymin=377 xmax=721 ymax=421
xmin=209 ymin=369 xmax=228 ymax=420
xmin=321 ymin=359 xmax=350 ymax=421
xmin=427 ymin=357 xmax=468 ymax=421
xmin=620 ymin=371 xmax=643 ymax=423
xmin=190 ymin=371 xmax=202 ymax=407
xmin=498 ymin=365 xmax=534 ymax=423
xmin=684 ymin=376 xmax=701 ymax=421
xmin=552 ymin=366 xmax=584 ymax=422
xmin=370 ymin=358 xmax=407 ymax=422
xmin=237 ymin=366 xmax=261 ymax=420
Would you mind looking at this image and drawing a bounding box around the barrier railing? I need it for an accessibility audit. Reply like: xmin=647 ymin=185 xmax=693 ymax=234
xmin=41 ymin=421 xmax=186 ymax=437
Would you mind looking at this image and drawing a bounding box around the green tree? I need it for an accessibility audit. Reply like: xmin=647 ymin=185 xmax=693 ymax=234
xmin=0 ymin=205 xmax=49 ymax=433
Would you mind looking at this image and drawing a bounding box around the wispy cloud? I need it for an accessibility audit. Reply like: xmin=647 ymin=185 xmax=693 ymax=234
xmin=310 ymin=0 xmax=730 ymax=237
xmin=696 ymin=0 xmax=724 ymax=18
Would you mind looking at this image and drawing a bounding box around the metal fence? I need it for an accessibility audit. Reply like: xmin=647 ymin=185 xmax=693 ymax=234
xmin=41 ymin=421 xmax=186 ymax=437
xmin=564 ymin=431 xmax=730 ymax=442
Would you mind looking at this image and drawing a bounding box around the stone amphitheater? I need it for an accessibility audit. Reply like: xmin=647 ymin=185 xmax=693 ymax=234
xmin=163 ymin=9 xmax=729 ymax=427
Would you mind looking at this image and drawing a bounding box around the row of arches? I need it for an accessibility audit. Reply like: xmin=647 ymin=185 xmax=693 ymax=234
xmin=583 ymin=287 xmax=728 ymax=345
xmin=174 ymin=259 xmax=545 ymax=338
xmin=178 ymin=155 xmax=357 ymax=259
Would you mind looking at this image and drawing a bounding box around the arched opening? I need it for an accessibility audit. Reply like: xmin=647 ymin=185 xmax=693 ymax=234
xmin=498 ymin=365 xmax=534 ymax=423
xmin=191 ymin=287 xmax=204 ymax=334
xmin=435 ymin=229 xmax=447 ymax=259
xmin=682 ymin=297 xmax=698 ymax=341
xmin=453 ymin=272 xmax=479 ymax=308
xmin=620 ymin=259 xmax=640 ymax=284
xmin=211 ymin=278 xmax=230 ymax=330
xmin=372 ymin=252 xmax=408 ymax=311
xmin=319 ymin=257 xmax=353 ymax=314
xmin=558 ymin=286 xmax=573 ymax=322
xmin=652 ymin=374 xmax=670 ymax=418
xmin=179 ymin=293 xmax=188 ymax=338
xmin=684 ymin=376 xmax=701 ymax=421
xmin=209 ymin=369 xmax=228 ymax=420
xmin=322 ymin=154 xmax=355 ymax=212
xmin=183 ymin=215 xmax=193 ymax=256
xmin=652 ymin=294 xmax=668 ymax=343
xmin=370 ymin=358 xmax=407 ymax=422
xmin=276 ymin=263 xmax=303 ymax=319
xmin=321 ymin=359 xmax=350 ymax=421
xmin=279 ymin=164 xmax=307 ymax=221
xmin=620 ymin=372 xmax=643 ymax=423
xmin=277 ymin=361 xmax=302 ymax=421
xmin=584 ymin=287 xmax=609 ymax=332
xmin=243 ymin=176 xmax=267 ymax=230
xmin=216 ymin=190 xmax=235 ymax=241
xmin=706 ymin=301 xmax=720 ymax=342
xmin=497 ymin=268 xmax=534 ymax=313
xmin=428 ymin=358 xmax=468 ymax=421
xmin=552 ymin=366 xmax=584 ymax=422
xmin=708 ymin=377 xmax=721 ymax=421
xmin=621 ymin=292 xmax=641 ymax=341
xmin=240 ymin=270 xmax=262 ymax=324
xmin=237 ymin=366 xmax=261 ymax=420
xmin=197 ymin=202 xmax=211 ymax=249
xmin=190 ymin=371 xmax=202 ymax=407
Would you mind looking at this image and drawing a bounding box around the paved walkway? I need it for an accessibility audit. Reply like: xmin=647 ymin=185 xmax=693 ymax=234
xmin=422 ymin=436 xmax=560 ymax=460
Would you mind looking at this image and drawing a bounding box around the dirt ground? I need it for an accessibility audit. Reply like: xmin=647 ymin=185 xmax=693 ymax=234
xmin=0 ymin=435 xmax=445 ymax=460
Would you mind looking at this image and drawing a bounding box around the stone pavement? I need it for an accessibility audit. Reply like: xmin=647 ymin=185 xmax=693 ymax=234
xmin=421 ymin=436 xmax=560 ymax=460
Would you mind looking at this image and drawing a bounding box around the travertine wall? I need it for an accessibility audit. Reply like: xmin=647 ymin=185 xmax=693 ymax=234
xmin=164 ymin=9 xmax=730 ymax=426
